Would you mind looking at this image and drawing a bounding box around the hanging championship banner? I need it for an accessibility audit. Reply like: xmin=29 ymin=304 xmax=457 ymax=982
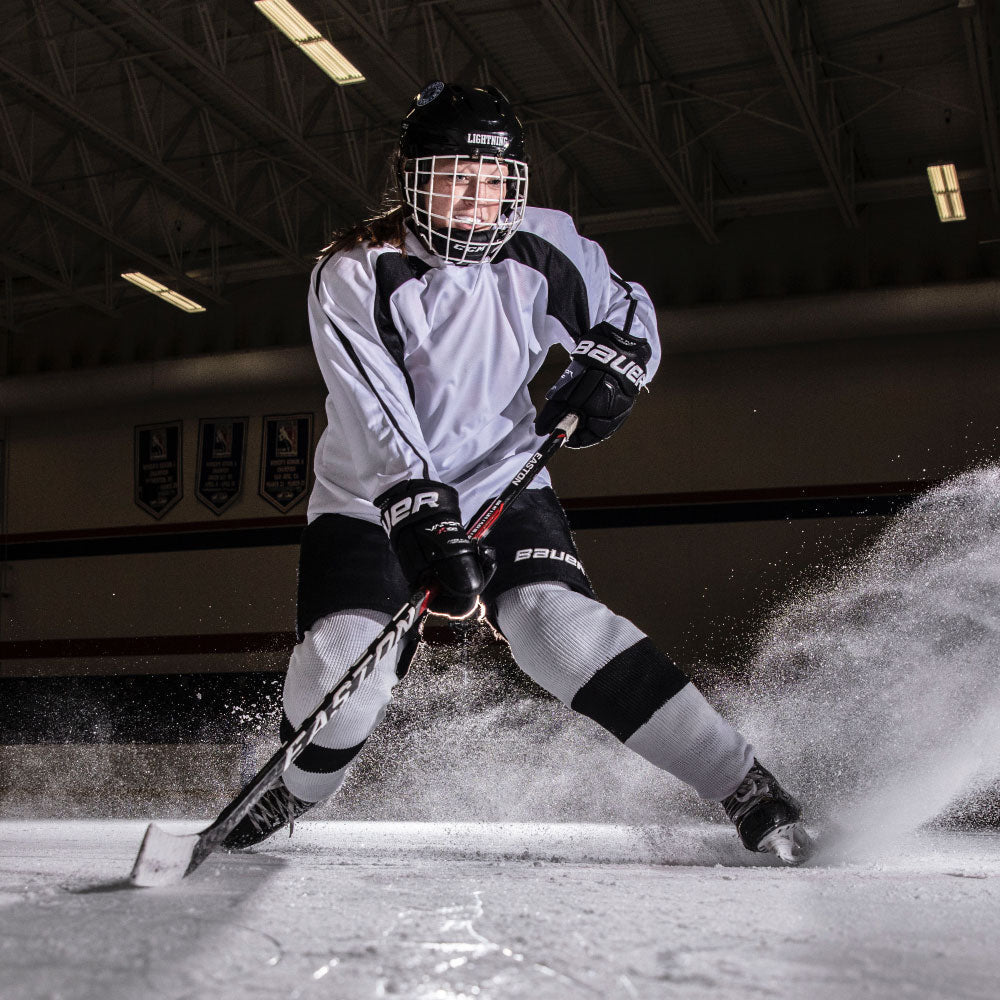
xmin=196 ymin=417 xmax=247 ymax=515
xmin=134 ymin=421 xmax=182 ymax=519
xmin=259 ymin=413 xmax=313 ymax=513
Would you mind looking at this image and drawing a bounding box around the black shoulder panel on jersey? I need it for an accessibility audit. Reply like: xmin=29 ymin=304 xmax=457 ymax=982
xmin=374 ymin=252 xmax=431 ymax=404
xmin=495 ymin=232 xmax=591 ymax=342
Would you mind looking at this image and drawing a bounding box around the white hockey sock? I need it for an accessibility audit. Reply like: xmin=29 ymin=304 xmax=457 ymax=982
xmin=281 ymin=609 xmax=403 ymax=803
xmin=495 ymin=582 xmax=753 ymax=800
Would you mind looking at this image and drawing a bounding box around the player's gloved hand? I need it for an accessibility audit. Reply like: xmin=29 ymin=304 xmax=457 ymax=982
xmin=535 ymin=322 xmax=651 ymax=448
xmin=375 ymin=479 xmax=495 ymax=618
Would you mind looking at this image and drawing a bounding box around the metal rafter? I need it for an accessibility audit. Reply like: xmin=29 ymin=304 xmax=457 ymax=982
xmin=1 ymin=270 xmax=23 ymax=337
xmin=431 ymin=2 xmax=608 ymax=215
xmin=266 ymin=160 xmax=298 ymax=251
xmin=147 ymin=186 xmax=182 ymax=272
xmin=333 ymin=86 xmax=366 ymax=186
xmin=44 ymin=0 xmax=332 ymax=263
xmin=820 ymin=58 xmax=974 ymax=121
xmin=749 ymin=0 xmax=859 ymax=228
xmin=578 ymin=167 xmax=991 ymax=234
xmin=266 ymin=29 xmax=303 ymax=135
xmin=959 ymin=0 xmax=1000 ymax=211
xmin=196 ymin=2 xmax=228 ymax=71
xmin=59 ymin=0 xmax=342 ymax=227
xmin=325 ymin=0 xmax=605 ymax=217
xmin=32 ymin=0 xmax=114 ymax=227
xmin=633 ymin=34 xmax=657 ymax=140
xmin=0 ymin=201 xmax=37 ymax=253
xmin=101 ymin=0 xmax=370 ymax=209
xmin=325 ymin=1 xmax=421 ymax=92
xmin=121 ymin=59 xmax=162 ymax=158
xmin=2 ymin=8 xmax=229 ymax=306
xmin=0 ymin=165 xmax=228 ymax=305
xmin=198 ymin=107 xmax=237 ymax=210
xmin=0 ymin=247 xmax=116 ymax=317
xmin=421 ymin=5 xmax=448 ymax=81
xmin=0 ymin=89 xmax=30 ymax=181
xmin=540 ymin=0 xmax=717 ymax=242
xmin=614 ymin=0 xmax=746 ymax=198
xmin=40 ymin=208 xmax=69 ymax=283
xmin=0 ymin=51 xmax=306 ymax=268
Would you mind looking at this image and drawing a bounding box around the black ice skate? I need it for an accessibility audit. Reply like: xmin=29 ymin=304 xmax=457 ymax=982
xmin=722 ymin=760 xmax=813 ymax=865
xmin=222 ymin=781 xmax=313 ymax=851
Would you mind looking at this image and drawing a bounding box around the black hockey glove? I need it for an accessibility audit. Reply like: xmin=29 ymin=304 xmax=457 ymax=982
xmin=535 ymin=322 xmax=651 ymax=448
xmin=375 ymin=479 xmax=495 ymax=618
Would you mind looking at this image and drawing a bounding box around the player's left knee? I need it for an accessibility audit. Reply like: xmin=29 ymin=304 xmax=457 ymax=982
xmin=497 ymin=582 xmax=651 ymax=704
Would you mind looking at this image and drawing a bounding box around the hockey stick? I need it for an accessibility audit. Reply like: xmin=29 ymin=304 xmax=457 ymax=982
xmin=129 ymin=413 xmax=578 ymax=886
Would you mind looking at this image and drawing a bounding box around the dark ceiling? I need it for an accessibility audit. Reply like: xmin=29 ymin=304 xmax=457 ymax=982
xmin=0 ymin=0 xmax=997 ymax=332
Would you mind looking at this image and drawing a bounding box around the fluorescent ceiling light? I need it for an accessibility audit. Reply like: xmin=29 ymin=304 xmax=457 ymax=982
xmin=926 ymin=163 xmax=966 ymax=222
xmin=121 ymin=272 xmax=206 ymax=313
xmin=254 ymin=0 xmax=365 ymax=85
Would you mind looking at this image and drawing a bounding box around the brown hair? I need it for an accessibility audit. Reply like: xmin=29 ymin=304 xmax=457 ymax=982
xmin=320 ymin=151 xmax=410 ymax=258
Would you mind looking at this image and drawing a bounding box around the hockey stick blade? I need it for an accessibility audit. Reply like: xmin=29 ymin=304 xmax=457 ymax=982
xmin=129 ymin=823 xmax=201 ymax=887
xmin=126 ymin=415 xmax=577 ymax=886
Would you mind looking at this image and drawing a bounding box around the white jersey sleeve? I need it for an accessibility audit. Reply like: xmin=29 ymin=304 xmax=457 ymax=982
xmin=309 ymin=246 xmax=437 ymax=505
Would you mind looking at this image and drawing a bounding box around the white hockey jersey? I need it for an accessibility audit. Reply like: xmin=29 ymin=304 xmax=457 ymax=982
xmin=306 ymin=206 xmax=661 ymax=525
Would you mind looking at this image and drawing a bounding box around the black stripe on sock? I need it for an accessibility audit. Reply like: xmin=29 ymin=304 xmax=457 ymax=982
xmin=570 ymin=638 xmax=690 ymax=742
xmin=280 ymin=713 xmax=367 ymax=775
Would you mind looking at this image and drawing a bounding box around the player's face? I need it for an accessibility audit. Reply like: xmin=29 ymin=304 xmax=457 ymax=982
xmin=423 ymin=158 xmax=509 ymax=231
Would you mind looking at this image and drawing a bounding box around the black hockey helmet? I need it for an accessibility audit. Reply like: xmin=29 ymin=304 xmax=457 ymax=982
xmin=398 ymin=81 xmax=530 ymax=265
xmin=399 ymin=81 xmax=526 ymax=161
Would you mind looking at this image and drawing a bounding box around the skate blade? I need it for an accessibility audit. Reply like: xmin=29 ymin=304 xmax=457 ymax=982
xmin=758 ymin=822 xmax=815 ymax=866
xmin=129 ymin=823 xmax=200 ymax=887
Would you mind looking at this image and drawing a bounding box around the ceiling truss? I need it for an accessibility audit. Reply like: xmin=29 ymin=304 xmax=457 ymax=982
xmin=959 ymin=0 xmax=1000 ymax=210
xmin=540 ymin=0 xmax=718 ymax=242
xmin=749 ymin=0 xmax=859 ymax=228
xmin=0 ymin=0 xmax=994 ymax=327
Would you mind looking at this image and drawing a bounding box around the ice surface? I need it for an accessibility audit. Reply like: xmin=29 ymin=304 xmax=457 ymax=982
xmin=1 ymin=820 xmax=999 ymax=1000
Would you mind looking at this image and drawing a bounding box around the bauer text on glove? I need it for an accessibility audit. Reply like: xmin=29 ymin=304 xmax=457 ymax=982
xmin=535 ymin=322 xmax=652 ymax=448
xmin=375 ymin=479 xmax=496 ymax=618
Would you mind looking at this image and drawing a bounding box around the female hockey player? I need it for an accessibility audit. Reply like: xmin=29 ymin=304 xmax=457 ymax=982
xmin=224 ymin=82 xmax=812 ymax=863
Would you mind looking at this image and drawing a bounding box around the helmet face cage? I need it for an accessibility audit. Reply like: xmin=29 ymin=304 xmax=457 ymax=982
xmin=402 ymin=154 xmax=529 ymax=265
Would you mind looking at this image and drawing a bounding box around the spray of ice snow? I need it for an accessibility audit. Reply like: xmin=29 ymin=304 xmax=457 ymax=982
xmin=717 ymin=466 xmax=1000 ymax=853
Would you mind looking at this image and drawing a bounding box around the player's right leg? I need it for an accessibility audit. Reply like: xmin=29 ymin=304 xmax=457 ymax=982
xmin=223 ymin=609 xmax=410 ymax=850
xmin=280 ymin=608 xmax=410 ymax=803
xmin=223 ymin=513 xmax=415 ymax=850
